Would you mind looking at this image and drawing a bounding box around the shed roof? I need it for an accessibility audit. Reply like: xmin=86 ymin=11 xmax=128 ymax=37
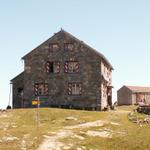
xmin=11 ymin=72 xmax=24 ymax=82
xmin=126 ymin=85 xmax=150 ymax=93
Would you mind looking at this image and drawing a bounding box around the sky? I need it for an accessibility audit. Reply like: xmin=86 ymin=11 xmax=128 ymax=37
xmin=0 ymin=0 xmax=150 ymax=108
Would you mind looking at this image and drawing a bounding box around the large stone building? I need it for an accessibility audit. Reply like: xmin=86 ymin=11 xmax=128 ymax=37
xmin=11 ymin=29 xmax=113 ymax=110
xmin=117 ymin=85 xmax=150 ymax=105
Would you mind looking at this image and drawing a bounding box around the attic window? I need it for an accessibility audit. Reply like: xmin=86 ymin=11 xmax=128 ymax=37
xmin=64 ymin=61 xmax=79 ymax=73
xmin=68 ymin=83 xmax=82 ymax=95
xmin=45 ymin=61 xmax=60 ymax=73
xmin=64 ymin=43 xmax=74 ymax=51
xmin=49 ymin=43 xmax=59 ymax=52
xmin=34 ymin=83 xmax=48 ymax=96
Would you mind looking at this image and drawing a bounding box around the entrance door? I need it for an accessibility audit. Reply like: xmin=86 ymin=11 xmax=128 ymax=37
xmin=107 ymin=87 xmax=112 ymax=106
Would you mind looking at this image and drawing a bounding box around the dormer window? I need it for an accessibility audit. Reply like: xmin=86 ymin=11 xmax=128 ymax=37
xmin=64 ymin=43 xmax=74 ymax=51
xmin=49 ymin=43 xmax=59 ymax=52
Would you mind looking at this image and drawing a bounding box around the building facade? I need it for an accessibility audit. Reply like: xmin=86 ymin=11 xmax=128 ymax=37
xmin=117 ymin=85 xmax=150 ymax=105
xmin=11 ymin=29 xmax=113 ymax=110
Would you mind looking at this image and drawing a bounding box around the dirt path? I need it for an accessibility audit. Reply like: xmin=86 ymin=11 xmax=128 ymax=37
xmin=37 ymin=109 xmax=130 ymax=150
xmin=37 ymin=119 xmax=123 ymax=150
xmin=37 ymin=130 xmax=73 ymax=150
xmin=37 ymin=120 xmax=105 ymax=150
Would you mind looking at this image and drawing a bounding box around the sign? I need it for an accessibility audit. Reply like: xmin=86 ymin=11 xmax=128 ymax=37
xmin=39 ymin=96 xmax=48 ymax=101
xmin=40 ymin=97 xmax=48 ymax=101
xmin=32 ymin=100 xmax=40 ymax=105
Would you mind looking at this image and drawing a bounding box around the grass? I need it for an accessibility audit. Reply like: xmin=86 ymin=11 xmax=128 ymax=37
xmin=0 ymin=106 xmax=149 ymax=150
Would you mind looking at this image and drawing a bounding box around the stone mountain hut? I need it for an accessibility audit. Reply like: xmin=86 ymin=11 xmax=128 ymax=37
xmin=11 ymin=29 xmax=113 ymax=110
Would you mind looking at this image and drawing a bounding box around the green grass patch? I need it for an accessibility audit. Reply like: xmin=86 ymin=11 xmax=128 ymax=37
xmin=0 ymin=107 xmax=149 ymax=149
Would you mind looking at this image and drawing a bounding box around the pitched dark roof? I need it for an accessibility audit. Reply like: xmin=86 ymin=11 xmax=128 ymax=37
xmin=22 ymin=29 xmax=113 ymax=69
xmin=126 ymin=85 xmax=150 ymax=93
xmin=11 ymin=72 xmax=24 ymax=82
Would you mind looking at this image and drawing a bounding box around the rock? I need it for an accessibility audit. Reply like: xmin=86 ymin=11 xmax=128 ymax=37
xmin=65 ymin=116 xmax=78 ymax=121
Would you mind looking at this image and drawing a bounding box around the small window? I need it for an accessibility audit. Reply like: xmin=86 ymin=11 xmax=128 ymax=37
xmin=49 ymin=43 xmax=59 ymax=52
xmin=46 ymin=61 xmax=60 ymax=73
xmin=64 ymin=61 xmax=79 ymax=73
xmin=64 ymin=43 xmax=74 ymax=51
xmin=34 ymin=83 xmax=48 ymax=96
xmin=17 ymin=88 xmax=23 ymax=96
xmin=18 ymin=88 xmax=23 ymax=93
xmin=68 ymin=83 xmax=82 ymax=95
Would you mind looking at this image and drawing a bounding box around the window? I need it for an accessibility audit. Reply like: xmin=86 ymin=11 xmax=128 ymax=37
xmin=46 ymin=61 xmax=60 ymax=73
xmin=68 ymin=83 xmax=82 ymax=95
xmin=49 ymin=43 xmax=59 ymax=52
xmin=64 ymin=43 xmax=74 ymax=51
xmin=64 ymin=61 xmax=79 ymax=73
xmin=17 ymin=88 xmax=23 ymax=96
xmin=34 ymin=83 xmax=48 ymax=96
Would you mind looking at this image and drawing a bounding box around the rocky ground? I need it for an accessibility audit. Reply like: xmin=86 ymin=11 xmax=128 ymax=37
xmin=0 ymin=106 xmax=149 ymax=150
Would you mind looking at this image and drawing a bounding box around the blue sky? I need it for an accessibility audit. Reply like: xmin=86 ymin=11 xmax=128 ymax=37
xmin=0 ymin=0 xmax=150 ymax=108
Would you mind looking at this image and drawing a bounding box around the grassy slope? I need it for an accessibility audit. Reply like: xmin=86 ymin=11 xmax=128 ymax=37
xmin=0 ymin=106 xmax=149 ymax=150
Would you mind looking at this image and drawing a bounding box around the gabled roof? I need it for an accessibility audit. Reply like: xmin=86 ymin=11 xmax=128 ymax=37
xmin=126 ymin=85 xmax=150 ymax=93
xmin=22 ymin=29 xmax=113 ymax=70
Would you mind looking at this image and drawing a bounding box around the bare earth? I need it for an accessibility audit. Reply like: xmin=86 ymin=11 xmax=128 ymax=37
xmin=37 ymin=119 xmax=123 ymax=150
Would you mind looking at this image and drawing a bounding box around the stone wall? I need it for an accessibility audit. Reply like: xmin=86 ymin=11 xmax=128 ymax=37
xmin=11 ymin=72 xmax=24 ymax=108
xmin=12 ymin=30 xmax=113 ymax=110
xmin=23 ymin=31 xmax=103 ymax=110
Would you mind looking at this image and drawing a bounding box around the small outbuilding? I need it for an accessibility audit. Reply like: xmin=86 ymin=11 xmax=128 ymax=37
xmin=117 ymin=85 xmax=150 ymax=105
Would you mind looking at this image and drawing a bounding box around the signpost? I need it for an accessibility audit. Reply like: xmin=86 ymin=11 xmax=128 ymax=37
xmin=32 ymin=97 xmax=40 ymax=148
xmin=32 ymin=96 xmax=48 ymax=148
xmin=32 ymin=100 xmax=40 ymax=105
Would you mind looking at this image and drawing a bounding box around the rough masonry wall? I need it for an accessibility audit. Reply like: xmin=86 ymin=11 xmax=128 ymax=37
xmin=23 ymin=31 xmax=102 ymax=109
xmin=12 ymin=72 xmax=24 ymax=108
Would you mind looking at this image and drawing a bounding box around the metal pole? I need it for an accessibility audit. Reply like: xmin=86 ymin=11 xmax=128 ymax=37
xmin=37 ymin=96 xmax=40 ymax=127
xmin=8 ymin=82 xmax=12 ymax=107
xmin=37 ymin=96 xmax=40 ymax=148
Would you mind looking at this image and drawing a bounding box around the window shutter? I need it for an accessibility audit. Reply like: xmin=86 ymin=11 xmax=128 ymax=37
xmin=68 ymin=83 xmax=72 ymax=95
xmin=65 ymin=62 xmax=68 ymax=73
xmin=46 ymin=62 xmax=50 ymax=73
xmin=79 ymin=84 xmax=82 ymax=94
xmin=34 ymin=84 xmax=38 ymax=96
xmin=75 ymin=62 xmax=79 ymax=72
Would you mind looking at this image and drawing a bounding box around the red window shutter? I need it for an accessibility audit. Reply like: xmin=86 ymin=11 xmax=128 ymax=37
xmin=34 ymin=84 xmax=39 ymax=96
xmin=65 ymin=62 xmax=68 ymax=73
xmin=68 ymin=83 xmax=72 ymax=95
xmin=75 ymin=62 xmax=79 ymax=72
xmin=46 ymin=62 xmax=50 ymax=73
